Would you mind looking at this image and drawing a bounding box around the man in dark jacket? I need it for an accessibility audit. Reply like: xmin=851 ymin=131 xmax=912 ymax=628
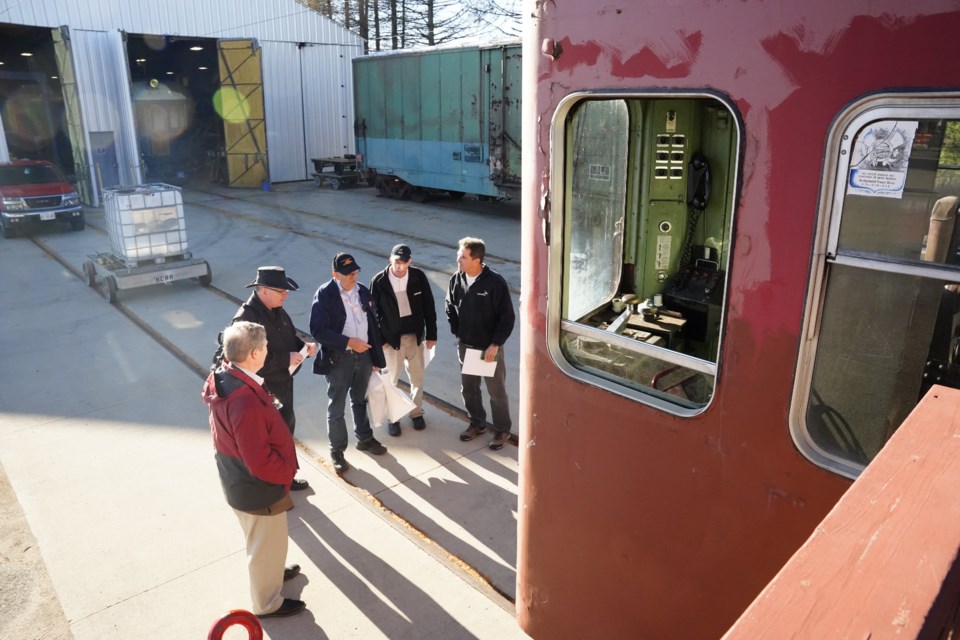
xmin=445 ymin=237 xmax=516 ymax=450
xmin=369 ymin=244 xmax=438 ymax=436
xmin=233 ymin=266 xmax=316 ymax=490
xmin=202 ymin=321 xmax=305 ymax=619
xmin=310 ymin=252 xmax=388 ymax=474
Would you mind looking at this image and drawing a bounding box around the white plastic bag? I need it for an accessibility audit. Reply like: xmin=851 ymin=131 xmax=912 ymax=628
xmin=366 ymin=372 xmax=388 ymax=427
xmin=382 ymin=374 xmax=416 ymax=423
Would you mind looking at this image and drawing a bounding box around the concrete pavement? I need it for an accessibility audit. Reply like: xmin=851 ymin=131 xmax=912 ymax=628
xmin=0 ymin=181 xmax=529 ymax=639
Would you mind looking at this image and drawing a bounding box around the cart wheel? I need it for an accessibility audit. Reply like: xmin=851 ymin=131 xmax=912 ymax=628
xmin=82 ymin=260 xmax=97 ymax=287
xmin=104 ymin=275 xmax=119 ymax=304
xmin=199 ymin=261 xmax=213 ymax=287
xmin=329 ymin=177 xmax=342 ymax=190
xmin=313 ymin=175 xmax=322 ymax=188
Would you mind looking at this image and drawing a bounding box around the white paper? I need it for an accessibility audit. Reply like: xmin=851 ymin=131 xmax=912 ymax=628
xmin=366 ymin=372 xmax=387 ymax=426
xmin=288 ymin=344 xmax=312 ymax=375
xmin=462 ymin=348 xmax=497 ymax=377
xmin=423 ymin=343 xmax=436 ymax=368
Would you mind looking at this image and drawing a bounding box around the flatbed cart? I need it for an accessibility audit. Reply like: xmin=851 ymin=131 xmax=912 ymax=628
xmin=83 ymin=183 xmax=212 ymax=303
xmin=310 ymin=156 xmax=364 ymax=190
xmin=82 ymin=251 xmax=212 ymax=303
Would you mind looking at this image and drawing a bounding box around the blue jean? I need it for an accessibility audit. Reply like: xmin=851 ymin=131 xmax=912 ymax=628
xmin=325 ymin=350 xmax=374 ymax=453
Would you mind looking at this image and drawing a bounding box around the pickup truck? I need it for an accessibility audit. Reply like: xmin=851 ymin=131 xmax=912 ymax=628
xmin=0 ymin=160 xmax=84 ymax=238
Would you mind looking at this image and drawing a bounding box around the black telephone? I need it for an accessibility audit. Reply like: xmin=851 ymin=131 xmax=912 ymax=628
xmin=687 ymin=153 xmax=711 ymax=210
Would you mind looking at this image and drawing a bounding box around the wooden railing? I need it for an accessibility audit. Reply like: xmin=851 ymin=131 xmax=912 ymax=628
xmin=723 ymin=385 xmax=960 ymax=639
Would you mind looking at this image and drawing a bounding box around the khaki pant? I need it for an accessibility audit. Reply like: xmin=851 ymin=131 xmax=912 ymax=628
xmin=383 ymin=334 xmax=426 ymax=418
xmin=233 ymin=508 xmax=289 ymax=615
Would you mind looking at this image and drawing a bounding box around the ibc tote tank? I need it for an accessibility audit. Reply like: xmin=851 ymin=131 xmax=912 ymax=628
xmin=352 ymin=42 xmax=522 ymax=200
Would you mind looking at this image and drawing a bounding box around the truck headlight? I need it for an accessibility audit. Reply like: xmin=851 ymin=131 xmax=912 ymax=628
xmin=1 ymin=197 xmax=27 ymax=212
xmin=63 ymin=192 xmax=80 ymax=206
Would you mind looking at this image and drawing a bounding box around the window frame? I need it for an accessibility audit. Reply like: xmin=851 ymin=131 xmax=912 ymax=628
xmin=546 ymin=90 xmax=743 ymax=417
xmin=791 ymin=91 xmax=960 ymax=479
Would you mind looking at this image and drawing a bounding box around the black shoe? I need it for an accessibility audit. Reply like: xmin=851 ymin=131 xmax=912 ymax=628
xmin=257 ymin=598 xmax=306 ymax=619
xmin=387 ymin=421 xmax=401 ymax=436
xmin=412 ymin=416 xmax=426 ymax=430
xmin=331 ymin=451 xmax=349 ymax=474
xmin=290 ymin=478 xmax=309 ymax=491
xmin=489 ymin=431 xmax=510 ymax=450
xmin=460 ymin=424 xmax=486 ymax=441
xmin=283 ymin=564 xmax=301 ymax=581
xmin=357 ymin=437 xmax=387 ymax=455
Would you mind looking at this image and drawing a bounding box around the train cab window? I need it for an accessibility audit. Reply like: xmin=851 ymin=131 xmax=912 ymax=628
xmin=793 ymin=98 xmax=960 ymax=477
xmin=547 ymin=95 xmax=740 ymax=414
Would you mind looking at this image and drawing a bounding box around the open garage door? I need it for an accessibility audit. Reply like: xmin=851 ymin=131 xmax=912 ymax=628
xmin=216 ymin=39 xmax=268 ymax=188
xmin=52 ymin=26 xmax=94 ymax=205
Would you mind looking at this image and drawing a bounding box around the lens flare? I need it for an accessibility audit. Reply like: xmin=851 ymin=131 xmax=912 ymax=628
xmin=212 ymin=87 xmax=250 ymax=123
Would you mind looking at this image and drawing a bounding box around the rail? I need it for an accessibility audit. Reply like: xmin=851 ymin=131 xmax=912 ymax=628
xmin=722 ymin=384 xmax=960 ymax=639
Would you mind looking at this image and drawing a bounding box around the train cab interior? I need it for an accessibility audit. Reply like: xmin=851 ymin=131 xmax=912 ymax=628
xmin=550 ymin=95 xmax=739 ymax=413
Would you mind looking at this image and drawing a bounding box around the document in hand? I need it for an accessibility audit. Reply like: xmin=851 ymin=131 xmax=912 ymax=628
xmin=288 ymin=344 xmax=312 ymax=375
xmin=462 ymin=348 xmax=497 ymax=377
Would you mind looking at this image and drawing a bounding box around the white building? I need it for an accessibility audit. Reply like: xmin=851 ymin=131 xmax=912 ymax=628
xmin=0 ymin=0 xmax=364 ymax=204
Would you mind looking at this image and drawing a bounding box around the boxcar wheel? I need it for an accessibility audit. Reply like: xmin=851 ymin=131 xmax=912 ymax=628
xmin=448 ymin=190 xmax=465 ymax=200
xmin=82 ymin=260 xmax=97 ymax=287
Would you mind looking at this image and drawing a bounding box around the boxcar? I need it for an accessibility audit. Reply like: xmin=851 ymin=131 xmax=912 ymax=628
xmin=353 ymin=42 xmax=521 ymax=201
xmin=517 ymin=2 xmax=960 ymax=638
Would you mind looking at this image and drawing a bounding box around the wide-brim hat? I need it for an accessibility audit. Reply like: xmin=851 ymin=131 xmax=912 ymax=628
xmin=245 ymin=266 xmax=299 ymax=290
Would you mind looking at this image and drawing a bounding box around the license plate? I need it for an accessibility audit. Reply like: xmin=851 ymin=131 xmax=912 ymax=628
xmin=39 ymin=212 xmax=56 ymax=221
xmin=154 ymin=272 xmax=175 ymax=284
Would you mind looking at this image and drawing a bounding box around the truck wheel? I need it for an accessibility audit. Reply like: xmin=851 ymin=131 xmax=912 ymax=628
xmin=70 ymin=216 xmax=85 ymax=231
xmin=104 ymin=275 xmax=119 ymax=304
xmin=82 ymin=260 xmax=97 ymax=287
xmin=1 ymin=219 xmax=14 ymax=239
xmin=199 ymin=261 xmax=213 ymax=287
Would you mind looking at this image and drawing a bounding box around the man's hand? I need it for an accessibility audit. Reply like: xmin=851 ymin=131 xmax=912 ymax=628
xmin=483 ymin=344 xmax=499 ymax=362
xmin=290 ymin=351 xmax=304 ymax=367
xmin=347 ymin=337 xmax=372 ymax=352
xmin=426 ymin=340 xmax=437 ymax=349
xmin=306 ymin=342 xmax=318 ymax=357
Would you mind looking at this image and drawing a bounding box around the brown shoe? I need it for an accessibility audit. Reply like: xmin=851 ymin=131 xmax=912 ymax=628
xmin=489 ymin=431 xmax=510 ymax=450
xmin=460 ymin=424 xmax=487 ymax=441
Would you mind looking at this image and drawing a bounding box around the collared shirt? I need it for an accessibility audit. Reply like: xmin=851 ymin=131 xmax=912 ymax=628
xmin=337 ymin=280 xmax=368 ymax=340
xmin=388 ymin=270 xmax=412 ymax=318
xmin=232 ymin=364 xmax=264 ymax=386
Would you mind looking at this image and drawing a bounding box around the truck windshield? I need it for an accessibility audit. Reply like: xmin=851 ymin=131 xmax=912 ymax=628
xmin=0 ymin=165 xmax=65 ymax=186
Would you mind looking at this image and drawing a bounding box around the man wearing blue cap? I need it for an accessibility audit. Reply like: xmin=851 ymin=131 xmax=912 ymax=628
xmin=310 ymin=252 xmax=388 ymax=473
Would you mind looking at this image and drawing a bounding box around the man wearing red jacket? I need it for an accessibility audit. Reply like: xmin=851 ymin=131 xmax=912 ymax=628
xmin=202 ymin=321 xmax=306 ymax=619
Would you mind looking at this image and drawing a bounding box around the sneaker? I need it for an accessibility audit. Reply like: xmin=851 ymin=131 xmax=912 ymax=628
xmin=357 ymin=437 xmax=387 ymax=455
xmin=290 ymin=478 xmax=309 ymax=491
xmin=489 ymin=431 xmax=510 ymax=450
xmin=257 ymin=598 xmax=306 ymax=619
xmin=411 ymin=416 xmax=426 ymax=430
xmin=331 ymin=451 xmax=349 ymax=474
xmin=387 ymin=421 xmax=401 ymax=437
xmin=460 ymin=424 xmax=486 ymax=441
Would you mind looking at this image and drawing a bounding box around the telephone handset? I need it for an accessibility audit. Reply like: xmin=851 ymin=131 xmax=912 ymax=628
xmin=687 ymin=153 xmax=711 ymax=210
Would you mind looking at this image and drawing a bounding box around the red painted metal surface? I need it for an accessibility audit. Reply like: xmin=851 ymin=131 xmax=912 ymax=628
xmin=518 ymin=2 xmax=960 ymax=639
xmin=207 ymin=610 xmax=263 ymax=640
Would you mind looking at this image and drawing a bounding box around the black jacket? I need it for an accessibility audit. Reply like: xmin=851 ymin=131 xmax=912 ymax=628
xmin=369 ymin=266 xmax=438 ymax=350
xmin=445 ymin=265 xmax=515 ymax=349
xmin=233 ymin=292 xmax=305 ymax=383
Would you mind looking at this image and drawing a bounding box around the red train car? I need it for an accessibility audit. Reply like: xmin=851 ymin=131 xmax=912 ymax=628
xmin=517 ymin=2 xmax=960 ymax=638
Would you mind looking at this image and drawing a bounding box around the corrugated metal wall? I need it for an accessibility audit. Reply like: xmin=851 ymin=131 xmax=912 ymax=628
xmin=2 ymin=0 xmax=363 ymax=184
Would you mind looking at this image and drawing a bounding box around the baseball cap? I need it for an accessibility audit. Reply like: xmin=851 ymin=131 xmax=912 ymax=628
xmin=333 ymin=252 xmax=361 ymax=275
xmin=391 ymin=244 xmax=412 ymax=261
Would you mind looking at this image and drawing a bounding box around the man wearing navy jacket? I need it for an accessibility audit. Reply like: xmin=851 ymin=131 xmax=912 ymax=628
xmin=310 ymin=252 xmax=387 ymax=473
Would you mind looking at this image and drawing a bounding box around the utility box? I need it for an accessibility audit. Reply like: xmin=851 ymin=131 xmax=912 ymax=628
xmin=104 ymin=183 xmax=188 ymax=261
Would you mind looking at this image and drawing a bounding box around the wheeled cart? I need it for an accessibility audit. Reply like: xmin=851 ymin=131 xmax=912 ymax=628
xmin=310 ymin=156 xmax=364 ymax=190
xmin=82 ymin=252 xmax=211 ymax=303
xmin=83 ymin=183 xmax=212 ymax=303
